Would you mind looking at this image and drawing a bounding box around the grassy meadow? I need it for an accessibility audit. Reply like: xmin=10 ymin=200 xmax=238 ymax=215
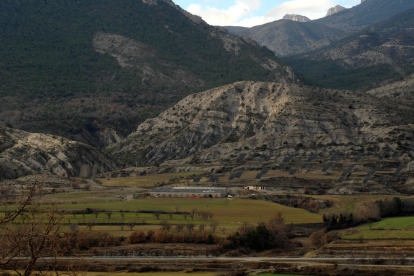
xmin=342 ymin=217 xmax=414 ymax=240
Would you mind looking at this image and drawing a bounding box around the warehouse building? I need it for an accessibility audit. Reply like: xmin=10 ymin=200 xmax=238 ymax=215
xmin=150 ymin=187 xmax=227 ymax=198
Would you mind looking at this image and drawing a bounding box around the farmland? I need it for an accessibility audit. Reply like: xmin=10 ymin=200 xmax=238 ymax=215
xmin=342 ymin=217 xmax=414 ymax=240
xmin=46 ymin=197 xmax=322 ymax=236
xmin=100 ymin=172 xmax=202 ymax=187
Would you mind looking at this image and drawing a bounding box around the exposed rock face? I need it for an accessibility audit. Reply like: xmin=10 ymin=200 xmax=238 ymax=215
xmin=224 ymin=21 xmax=344 ymax=57
xmin=0 ymin=128 xmax=118 ymax=180
xmin=283 ymin=14 xmax=311 ymax=22
xmin=326 ymin=5 xmax=346 ymax=17
xmin=110 ymin=81 xmax=414 ymax=165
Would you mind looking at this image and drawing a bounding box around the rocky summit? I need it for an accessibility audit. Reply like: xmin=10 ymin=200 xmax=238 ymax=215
xmin=283 ymin=14 xmax=311 ymax=22
xmin=110 ymin=81 xmax=414 ymax=165
xmin=326 ymin=5 xmax=346 ymax=17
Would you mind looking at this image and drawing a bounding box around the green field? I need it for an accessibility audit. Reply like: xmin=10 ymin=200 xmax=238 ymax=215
xmin=24 ymin=197 xmax=323 ymax=236
xmin=100 ymin=172 xmax=202 ymax=187
xmin=58 ymin=198 xmax=322 ymax=225
xmin=358 ymin=217 xmax=414 ymax=230
xmin=342 ymin=217 xmax=414 ymax=240
xmin=343 ymin=230 xmax=414 ymax=240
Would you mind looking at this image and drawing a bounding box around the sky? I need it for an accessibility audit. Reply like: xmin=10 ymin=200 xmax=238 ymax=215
xmin=174 ymin=0 xmax=360 ymax=27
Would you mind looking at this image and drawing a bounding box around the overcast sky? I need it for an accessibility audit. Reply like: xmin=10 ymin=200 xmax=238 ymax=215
xmin=174 ymin=0 xmax=360 ymax=27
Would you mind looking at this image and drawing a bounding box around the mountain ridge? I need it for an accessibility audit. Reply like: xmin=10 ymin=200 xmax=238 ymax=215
xmin=0 ymin=0 xmax=295 ymax=148
xmin=224 ymin=20 xmax=344 ymax=56
xmin=110 ymin=81 xmax=414 ymax=165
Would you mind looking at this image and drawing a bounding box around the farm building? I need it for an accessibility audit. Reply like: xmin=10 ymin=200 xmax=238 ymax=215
xmin=150 ymin=187 xmax=227 ymax=198
xmin=244 ymin=186 xmax=265 ymax=191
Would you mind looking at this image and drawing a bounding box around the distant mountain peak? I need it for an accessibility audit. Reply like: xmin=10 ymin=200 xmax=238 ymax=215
xmin=283 ymin=14 xmax=311 ymax=22
xmin=326 ymin=5 xmax=347 ymax=17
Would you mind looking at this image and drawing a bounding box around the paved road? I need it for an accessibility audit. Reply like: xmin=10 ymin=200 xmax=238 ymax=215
xmin=70 ymin=256 xmax=414 ymax=262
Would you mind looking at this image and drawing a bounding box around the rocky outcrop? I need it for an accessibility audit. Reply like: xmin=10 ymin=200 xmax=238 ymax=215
xmin=316 ymin=0 xmax=414 ymax=31
xmin=283 ymin=14 xmax=311 ymax=22
xmin=110 ymin=81 xmax=414 ymax=165
xmin=0 ymin=128 xmax=118 ymax=180
xmin=326 ymin=5 xmax=346 ymax=17
xmin=224 ymin=20 xmax=344 ymax=56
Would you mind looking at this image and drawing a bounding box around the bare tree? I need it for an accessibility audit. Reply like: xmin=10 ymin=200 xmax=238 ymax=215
xmin=176 ymin=224 xmax=183 ymax=232
xmin=175 ymin=206 xmax=180 ymax=212
xmin=190 ymin=208 xmax=197 ymax=220
xmin=183 ymin=213 xmax=188 ymax=220
xmin=154 ymin=211 xmax=161 ymax=220
xmin=198 ymin=224 xmax=205 ymax=232
xmin=0 ymin=181 xmax=66 ymax=276
xmin=169 ymin=213 xmax=173 ymax=219
xmin=186 ymin=223 xmax=195 ymax=232
xmin=210 ymin=222 xmax=218 ymax=232
xmin=160 ymin=220 xmax=171 ymax=231
xmin=86 ymin=222 xmax=94 ymax=231
xmin=105 ymin=211 xmax=113 ymax=219
xmin=128 ymin=223 xmax=135 ymax=231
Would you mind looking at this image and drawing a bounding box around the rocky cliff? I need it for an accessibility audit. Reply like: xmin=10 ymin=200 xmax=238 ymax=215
xmin=110 ymin=81 xmax=414 ymax=165
xmin=326 ymin=5 xmax=346 ymax=17
xmin=0 ymin=128 xmax=118 ymax=180
xmin=283 ymin=14 xmax=311 ymax=22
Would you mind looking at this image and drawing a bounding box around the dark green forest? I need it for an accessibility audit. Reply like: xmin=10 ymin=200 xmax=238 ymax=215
xmin=0 ymin=0 xmax=279 ymax=144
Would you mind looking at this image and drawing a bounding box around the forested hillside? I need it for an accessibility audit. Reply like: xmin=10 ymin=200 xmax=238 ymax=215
xmin=0 ymin=0 xmax=294 ymax=147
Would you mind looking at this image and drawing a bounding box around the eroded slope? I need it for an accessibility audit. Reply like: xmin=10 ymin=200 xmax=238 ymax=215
xmin=110 ymin=81 xmax=414 ymax=165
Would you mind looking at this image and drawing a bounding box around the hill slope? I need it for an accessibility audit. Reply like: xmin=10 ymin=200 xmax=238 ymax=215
xmin=225 ymin=20 xmax=344 ymax=56
xmin=283 ymin=8 xmax=414 ymax=90
xmin=0 ymin=128 xmax=117 ymax=180
xmin=110 ymin=81 xmax=414 ymax=165
xmin=315 ymin=0 xmax=414 ymax=31
xmin=0 ymin=0 xmax=295 ymax=147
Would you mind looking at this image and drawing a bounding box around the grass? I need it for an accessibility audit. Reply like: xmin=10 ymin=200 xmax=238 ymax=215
xmin=341 ymin=217 xmax=414 ymax=240
xmin=100 ymin=172 xmax=202 ymax=187
xmin=32 ymin=197 xmax=323 ymax=237
xmin=58 ymin=198 xmax=322 ymax=225
xmin=358 ymin=217 xmax=414 ymax=230
xmin=343 ymin=230 xmax=414 ymax=240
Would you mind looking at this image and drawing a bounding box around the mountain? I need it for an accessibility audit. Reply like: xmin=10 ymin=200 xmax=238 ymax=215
xmin=283 ymin=8 xmax=414 ymax=90
xmin=326 ymin=5 xmax=347 ymax=17
xmin=283 ymin=14 xmax=311 ymax=22
xmin=315 ymin=0 xmax=414 ymax=31
xmin=0 ymin=127 xmax=117 ymax=180
xmin=0 ymin=0 xmax=295 ymax=148
xmin=110 ymin=81 xmax=414 ymax=165
xmin=224 ymin=20 xmax=344 ymax=56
